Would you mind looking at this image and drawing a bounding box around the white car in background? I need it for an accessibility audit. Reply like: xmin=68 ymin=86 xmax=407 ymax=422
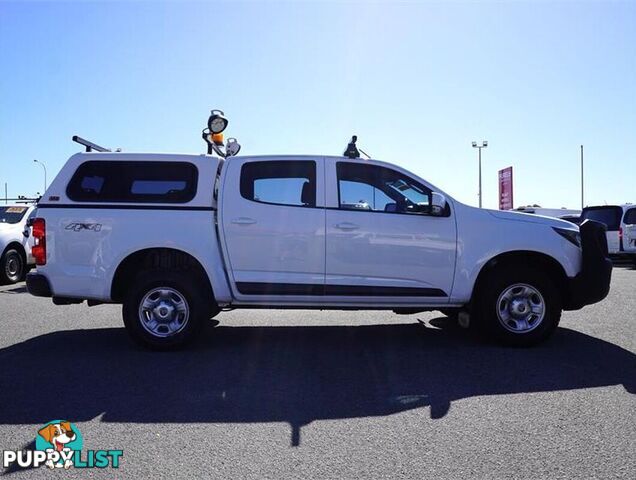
xmin=0 ymin=204 xmax=36 ymax=284
xmin=580 ymin=204 xmax=636 ymax=263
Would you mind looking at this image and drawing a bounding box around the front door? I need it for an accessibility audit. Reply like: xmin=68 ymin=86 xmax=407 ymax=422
xmin=325 ymin=160 xmax=456 ymax=304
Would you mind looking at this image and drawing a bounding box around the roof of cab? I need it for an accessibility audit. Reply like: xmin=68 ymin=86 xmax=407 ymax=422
xmin=70 ymin=152 xmax=371 ymax=162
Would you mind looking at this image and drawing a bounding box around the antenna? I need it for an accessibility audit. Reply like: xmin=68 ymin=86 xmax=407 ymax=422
xmin=343 ymin=135 xmax=371 ymax=159
xmin=344 ymin=136 xmax=360 ymax=159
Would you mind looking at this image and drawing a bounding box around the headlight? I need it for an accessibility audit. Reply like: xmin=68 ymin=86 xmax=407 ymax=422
xmin=553 ymin=227 xmax=581 ymax=248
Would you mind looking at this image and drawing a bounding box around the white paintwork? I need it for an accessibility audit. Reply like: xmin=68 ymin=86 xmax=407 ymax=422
xmin=0 ymin=204 xmax=36 ymax=265
xmin=513 ymin=207 xmax=581 ymax=218
xmin=33 ymin=151 xmax=586 ymax=310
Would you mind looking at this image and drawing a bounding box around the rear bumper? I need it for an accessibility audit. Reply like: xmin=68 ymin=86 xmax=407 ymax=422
xmin=26 ymin=272 xmax=52 ymax=297
xmin=564 ymin=220 xmax=613 ymax=310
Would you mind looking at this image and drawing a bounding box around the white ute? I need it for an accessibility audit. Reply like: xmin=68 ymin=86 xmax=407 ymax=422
xmin=0 ymin=204 xmax=36 ymax=284
xmin=27 ymin=115 xmax=613 ymax=349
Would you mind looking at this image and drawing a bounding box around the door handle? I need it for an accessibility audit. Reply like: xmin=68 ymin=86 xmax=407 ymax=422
xmin=335 ymin=222 xmax=360 ymax=231
xmin=231 ymin=217 xmax=257 ymax=225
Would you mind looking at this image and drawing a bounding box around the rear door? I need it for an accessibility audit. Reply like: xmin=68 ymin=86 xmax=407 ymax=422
xmin=622 ymin=207 xmax=636 ymax=253
xmin=219 ymin=158 xmax=326 ymax=302
xmin=581 ymin=206 xmax=622 ymax=254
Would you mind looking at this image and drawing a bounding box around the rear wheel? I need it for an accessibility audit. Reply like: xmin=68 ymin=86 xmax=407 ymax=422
xmin=123 ymin=270 xmax=217 ymax=350
xmin=0 ymin=249 xmax=25 ymax=284
xmin=474 ymin=266 xmax=561 ymax=346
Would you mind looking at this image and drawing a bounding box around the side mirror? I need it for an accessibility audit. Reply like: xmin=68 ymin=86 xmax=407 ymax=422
xmin=430 ymin=192 xmax=447 ymax=216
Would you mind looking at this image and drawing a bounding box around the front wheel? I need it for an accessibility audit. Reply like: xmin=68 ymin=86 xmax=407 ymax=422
xmin=123 ymin=270 xmax=214 ymax=350
xmin=475 ymin=266 xmax=562 ymax=347
xmin=0 ymin=249 xmax=25 ymax=284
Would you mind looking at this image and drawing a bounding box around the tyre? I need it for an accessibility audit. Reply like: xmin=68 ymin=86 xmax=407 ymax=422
xmin=122 ymin=269 xmax=216 ymax=350
xmin=474 ymin=265 xmax=561 ymax=347
xmin=0 ymin=248 xmax=25 ymax=284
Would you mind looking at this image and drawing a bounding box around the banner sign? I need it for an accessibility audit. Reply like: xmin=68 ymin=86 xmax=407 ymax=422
xmin=498 ymin=166 xmax=513 ymax=210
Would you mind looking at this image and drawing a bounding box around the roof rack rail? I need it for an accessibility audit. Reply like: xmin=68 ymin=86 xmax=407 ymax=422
xmin=3 ymin=197 xmax=39 ymax=204
xmin=72 ymin=135 xmax=111 ymax=153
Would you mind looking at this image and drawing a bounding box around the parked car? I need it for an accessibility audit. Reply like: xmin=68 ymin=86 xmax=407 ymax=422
xmin=0 ymin=204 xmax=36 ymax=284
xmin=580 ymin=204 xmax=636 ymax=263
xmin=513 ymin=206 xmax=581 ymax=219
xmin=26 ymin=146 xmax=612 ymax=349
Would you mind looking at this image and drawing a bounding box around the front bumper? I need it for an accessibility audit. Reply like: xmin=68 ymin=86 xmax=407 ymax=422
xmin=26 ymin=272 xmax=52 ymax=297
xmin=564 ymin=220 xmax=613 ymax=310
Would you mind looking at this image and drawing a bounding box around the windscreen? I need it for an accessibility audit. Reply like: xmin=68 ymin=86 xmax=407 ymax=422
xmin=581 ymin=206 xmax=622 ymax=231
xmin=623 ymin=208 xmax=636 ymax=225
xmin=0 ymin=206 xmax=28 ymax=224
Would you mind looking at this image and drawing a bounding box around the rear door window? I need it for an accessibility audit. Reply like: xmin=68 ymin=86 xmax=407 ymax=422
xmin=240 ymin=161 xmax=316 ymax=207
xmin=581 ymin=206 xmax=622 ymax=231
xmin=67 ymin=161 xmax=198 ymax=203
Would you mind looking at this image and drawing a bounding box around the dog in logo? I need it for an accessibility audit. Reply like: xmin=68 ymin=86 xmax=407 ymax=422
xmin=37 ymin=421 xmax=76 ymax=469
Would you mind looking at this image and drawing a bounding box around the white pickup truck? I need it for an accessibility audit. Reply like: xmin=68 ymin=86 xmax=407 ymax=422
xmin=27 ymin=145 xmax=612 ymax=349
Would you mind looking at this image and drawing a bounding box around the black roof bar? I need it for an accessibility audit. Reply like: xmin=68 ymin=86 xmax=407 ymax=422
xmin=3 ymin=197 xmax=39 ymax=203
xmin=72 ymin=135 xmax=111 ymax=153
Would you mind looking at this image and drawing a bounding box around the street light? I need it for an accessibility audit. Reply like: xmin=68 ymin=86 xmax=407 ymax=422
xmin=580 ymin=145 xmax=584 ymax=209
xmin=33 ymin=159 xmax=47 ymax=192
xmin=472 ymin=141 xmax=488 ymax=208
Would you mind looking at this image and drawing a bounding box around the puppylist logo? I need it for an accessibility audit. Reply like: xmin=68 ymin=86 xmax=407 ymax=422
xmin=2 ymin=420 xmax=123 ymax=470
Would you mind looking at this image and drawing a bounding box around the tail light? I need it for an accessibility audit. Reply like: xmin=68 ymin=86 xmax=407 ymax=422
xmin=31 ymin=218 xmax=46 ymax=265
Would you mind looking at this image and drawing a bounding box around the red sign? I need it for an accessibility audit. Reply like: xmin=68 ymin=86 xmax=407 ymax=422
xmin=498 ymin=166 xmax=514 ymax=210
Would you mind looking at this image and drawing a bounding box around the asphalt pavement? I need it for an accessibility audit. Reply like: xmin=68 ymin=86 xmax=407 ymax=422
xmin=0 ymin=266 xmax=634 ymax=479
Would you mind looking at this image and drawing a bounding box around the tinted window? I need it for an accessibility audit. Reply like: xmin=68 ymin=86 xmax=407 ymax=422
xmin=581 ymin=206 xmax=622 ymax=230
xmin=131 ymin=180 xmax=187 ymax=195
xmin=240 ymin=161 xmax=316 ymax=207
xmin=337 ymin=162 xmax=431 ymax=214
xmin=0 ymin=206 xmax=29 ymax=224
xmin=80 ymin=175 xmax=104 ymax=194
xmin=67 ymin=161 xmax=198 ymax=203
xmin=624 ymin=208 xmax=636 ymax=225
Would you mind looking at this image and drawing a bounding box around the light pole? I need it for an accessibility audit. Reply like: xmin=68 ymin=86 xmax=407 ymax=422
xmin=472 ymin=140 xmax=488 ymax=208
xmin=580 ymin=145 xmax=584 ymax=209
xmin=34 ymin=159 xmax=47 ymax=192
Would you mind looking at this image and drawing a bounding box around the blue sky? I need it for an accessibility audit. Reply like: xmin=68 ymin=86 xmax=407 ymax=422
xmin=1 ymin=0 xmax=634 ymax=209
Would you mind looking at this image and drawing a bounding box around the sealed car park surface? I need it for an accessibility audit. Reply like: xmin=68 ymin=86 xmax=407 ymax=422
xmin=1 ymin=267 xmax=634 ymax=479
